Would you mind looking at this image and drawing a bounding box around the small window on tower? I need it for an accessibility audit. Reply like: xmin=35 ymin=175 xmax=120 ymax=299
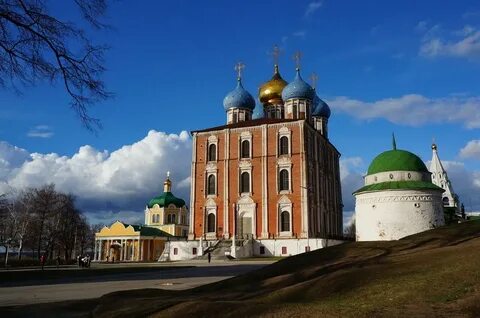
xmin=241 ymin=140 xmax=250 ymax=158
xmin=279 ymin=169 xmax=289 ymax=191
xmin=282 ymin=246 xmax=287 ymax=255
xmin=208 ymin=144 xmax=216 ymax=161
xmin=240 ymin=171 xmax=250 ymax=193
xmin=207 ymin=174 xmax=216 ymax=195
xmin=259 ymin=246 xmax=265 ymax=255
xmin=279 ymin=136 xmax=289 ymax=155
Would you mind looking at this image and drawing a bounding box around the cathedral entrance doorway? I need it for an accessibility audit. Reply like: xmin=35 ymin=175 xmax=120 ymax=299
xmin=236 ymin=195 xmax=256 ymax=239
xmin=239 ymin=215 xmax=253 ymax=239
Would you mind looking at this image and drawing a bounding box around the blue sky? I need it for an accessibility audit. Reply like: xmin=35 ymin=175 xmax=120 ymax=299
xmin=1 ymin=0 xmax=480 ymax=224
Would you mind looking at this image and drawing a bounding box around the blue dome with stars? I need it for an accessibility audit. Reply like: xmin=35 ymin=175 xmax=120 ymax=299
xmin=312 ymin=94 xmax=331 ymax=118
xmin=281 ymin=69 xmax=315 ymax=101
xmin=223 ymin=79 xmax=255 ymax=111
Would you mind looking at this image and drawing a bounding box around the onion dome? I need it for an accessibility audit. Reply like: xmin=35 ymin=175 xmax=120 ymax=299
xmin=148 ymin=192 xmax=186 ymax=209
xmin=259 ymin=65 xmax=288 ymax=105
xmin=148 ymin=173 xmax=186 ymax=208
xmin=223 ymin=78 xmax=255 ymax=111
xmin=282 ymin=68 xmax=315 ymax=101
xmin=312 ymin=94 xmax=331 ymax=118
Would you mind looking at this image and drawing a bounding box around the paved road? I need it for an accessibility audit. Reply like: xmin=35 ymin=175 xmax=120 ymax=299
xmin=0 ymin=261 xmax=273 ymax=306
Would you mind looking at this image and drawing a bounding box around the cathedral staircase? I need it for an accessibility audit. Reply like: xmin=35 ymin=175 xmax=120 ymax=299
xmin=196 ymin=238 xmax=252 ymax=260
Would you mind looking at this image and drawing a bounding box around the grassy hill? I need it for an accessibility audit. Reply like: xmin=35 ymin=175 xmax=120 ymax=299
xmin=5 ymin=220 xmax=480 ymax=317
xmin=90 ymin=220 xmax=480 ymax=317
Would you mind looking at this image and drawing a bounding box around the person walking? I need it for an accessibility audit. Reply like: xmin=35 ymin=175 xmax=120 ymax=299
xmin=40 ymin=254 xmax=46 ymax=270
xmin=207 ymin=252 xmax=211 ymax=264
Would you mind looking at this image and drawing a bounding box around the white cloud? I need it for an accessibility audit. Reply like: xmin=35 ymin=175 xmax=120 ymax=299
xmin=459 ymin=140 xmax=480 ymax=159
xmin=419 ymin=23 xmax=480 ymax=60
xmin=329 ymin=94 xmax=480 ymax=129
xmin=0 ymin=130 xmax=192 ymax=224
xmin=27 ymin=125 xmax=54 ymax=138
xmin=304 ymin=1 xmax=323 ymax=17
xmin=340 ymin=157 xmax=365 ymax=215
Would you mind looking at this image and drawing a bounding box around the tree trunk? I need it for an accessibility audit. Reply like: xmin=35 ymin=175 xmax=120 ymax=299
xmin=4 ymin=244 xmax=9 ymax=268
xmin=17 ymin=239 xmax=23 ymax=260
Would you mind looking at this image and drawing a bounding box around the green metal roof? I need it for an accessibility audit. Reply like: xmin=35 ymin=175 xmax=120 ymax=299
xmin=147 ymin=191 xmax=186 ymax=209
xmin=354 ymin=180 xmax=444 ymax=194
xmin=128 ymin=224 xmax=172 ymax=237
xmin=367 ymin=149 xmax=429 ymax=175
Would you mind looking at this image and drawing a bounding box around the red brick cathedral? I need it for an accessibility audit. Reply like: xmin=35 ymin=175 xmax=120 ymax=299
xmin=187 ymin=58 xmax=343 ymax=245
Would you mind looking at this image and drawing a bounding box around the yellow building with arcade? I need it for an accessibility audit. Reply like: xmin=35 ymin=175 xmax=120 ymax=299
xmin=93 ymin=174 xmax=188 ymax=262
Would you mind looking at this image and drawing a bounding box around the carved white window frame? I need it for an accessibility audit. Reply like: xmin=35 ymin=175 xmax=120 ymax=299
xmin=205 ymin=199 xmax=217 ymax=235
xmin=206 ymin=135 xmax=218 ymax=162
xmin=206 ymin=172 xmax=217 ymax=198
xmin=277 ymin=126 xmax=291 ymax=157
xmin=239 ymin=131 xmax=252 ymax=160
xmin=278 ymin=196 xmax=293 ymax=237
xmin=238 ymin=161 xmax=252 ymax=196
xmin=277 ymin=157 xmax=292 ymax=194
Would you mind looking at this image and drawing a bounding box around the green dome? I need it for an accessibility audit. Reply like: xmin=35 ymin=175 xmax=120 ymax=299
xmin=367 ymin=149 xmax=428 ymax=175
xmin=148 ymin=192 xmax=185 ymax=209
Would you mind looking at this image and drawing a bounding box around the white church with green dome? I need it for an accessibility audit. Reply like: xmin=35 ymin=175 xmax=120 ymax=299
xmin=354 ymin=137 xmax=445 ymax=241
xmin=144 ymin=172 xmax=189 ymax=237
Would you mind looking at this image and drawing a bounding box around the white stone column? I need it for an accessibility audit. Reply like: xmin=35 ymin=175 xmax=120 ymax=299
xmin=261 ymin=124 xmax=269 ymax=238
xmin=188 ymin=133 xmax=197 ymax=239
xmin=147 ymin=240 xmax=151 ymax=261
xmin=140 ymin=239 xmax=144 ymax=261
xmin=223 ymin=129 xmax=230 ymax=238
xmin=98 ymin=239 xmax=103 ymax=261
xmin=93 ymin=239 xmax=98 ymax=261
xmin=131 ymin=240 xmax=134 ymax=261
xmin=122 ymin=239 xmax=126 ymax=261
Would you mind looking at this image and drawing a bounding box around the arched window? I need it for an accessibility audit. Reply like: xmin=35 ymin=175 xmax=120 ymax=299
xmin=151 ymin=214 xmax=155 ymax=223
xmin=207 ymin=174 xmax=216 ymax=195
xmin=208 ymin=144 xmax=216 ymax=161
xmin=241 ymin=140 xmax=250 ymax=158
xmin=240 ymin=171 xmax=250 ymax=193
xmin=171 ymin=214 xmax=176 ymax=224
xmin=279 ymin=136 xmax=289 ymax=155
xmin=207 ymin=213 xmax=216 ymax=232
xmin=280 ymin=211 xmax=290 ymax=232
xmin=279 ymin=169 xmax=289 ymax=191
xmin=167 ymin=214 xmax=172 ymax=223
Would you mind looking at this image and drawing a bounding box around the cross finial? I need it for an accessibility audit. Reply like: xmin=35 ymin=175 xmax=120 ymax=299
xmin=392 ymin=133 xmax=397 ymax=150
xmin=167 ymin=171 xmax=170 ymax=178
xmin=309 ymin=72 xmax=318 ymax=89
xmin=293 ymin=51 xmax=302 ymax=69
xmin=234 ymin=62 xmax=245 ymax=80
xmin=271 ymin=44 xmax=281 ymax=65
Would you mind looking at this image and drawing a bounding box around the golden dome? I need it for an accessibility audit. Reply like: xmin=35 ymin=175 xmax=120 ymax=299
xmin=259 ymin=65 xmax=288 ymax=105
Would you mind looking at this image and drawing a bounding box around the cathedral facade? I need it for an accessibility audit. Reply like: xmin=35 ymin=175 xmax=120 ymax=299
xmin=188 ymin=64 xmax=343 ymax=243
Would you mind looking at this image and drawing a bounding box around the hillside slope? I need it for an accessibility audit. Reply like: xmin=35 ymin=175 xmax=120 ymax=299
xmin=93 ymin=220 xmax=480 ymax=317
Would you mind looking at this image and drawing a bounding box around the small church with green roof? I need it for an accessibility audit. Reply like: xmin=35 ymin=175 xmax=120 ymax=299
xmin=144 ymin=172 xmax=189 ymax=237
xmin=354 ymin=136 xmax=445 ymax=241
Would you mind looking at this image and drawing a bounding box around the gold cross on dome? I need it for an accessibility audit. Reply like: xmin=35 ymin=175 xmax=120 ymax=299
xmin=234 ymin=62 xmax=245 ymax=79
xmin=271 ymin=44 xmax=281 ymax=65
xmin=167 ymin=171 xmax=170 ymax=178
xmin=310 ymin=72 xmax=318 ymax=89
xmin=293 ymin=51 xmax=302 ymax=69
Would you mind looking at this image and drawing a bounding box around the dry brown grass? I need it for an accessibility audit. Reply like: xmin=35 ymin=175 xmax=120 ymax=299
xmin=8 ymin=220 xmax=480 ymax=317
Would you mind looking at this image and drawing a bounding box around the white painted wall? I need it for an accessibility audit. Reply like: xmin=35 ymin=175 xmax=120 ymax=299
xmin=355 ymin=189 xmax=444 ymax=241
xmin=161 ymin=238 xmax=344 ymax=261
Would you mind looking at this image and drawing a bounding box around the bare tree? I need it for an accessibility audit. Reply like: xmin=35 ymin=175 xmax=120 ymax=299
xmin=0 ymin=0 xmax=112 ymax=130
